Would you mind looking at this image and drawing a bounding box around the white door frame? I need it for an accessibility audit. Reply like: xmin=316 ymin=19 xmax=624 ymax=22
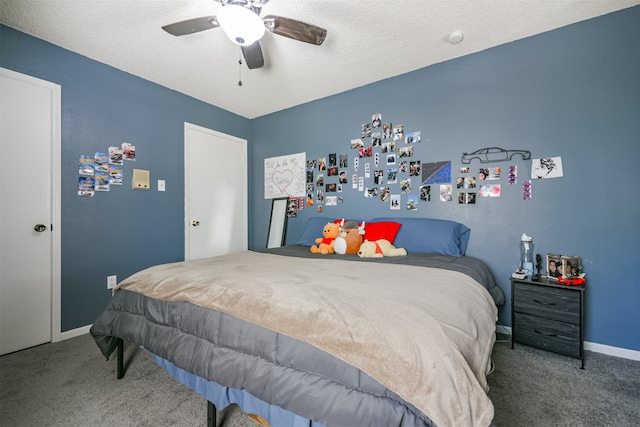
xmin=184 ymin=122 xmax=248 ymax=260
xmin=1 ymin=68 xmax=61 ymax=343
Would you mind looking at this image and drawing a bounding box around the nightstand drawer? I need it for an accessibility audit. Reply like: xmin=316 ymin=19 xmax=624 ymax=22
xmin=514 ymin=312 xmax=580 ymax=358
xmin=513 ymin=282 xmax=580 ymax=324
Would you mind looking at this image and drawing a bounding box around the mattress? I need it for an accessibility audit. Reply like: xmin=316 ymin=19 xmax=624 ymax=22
xmin=91 ymin=247 xmax=502 ymax=427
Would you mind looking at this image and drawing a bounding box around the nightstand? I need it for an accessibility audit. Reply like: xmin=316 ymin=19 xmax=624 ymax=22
xmin=511 ymin=277 xmax=585 ymax=369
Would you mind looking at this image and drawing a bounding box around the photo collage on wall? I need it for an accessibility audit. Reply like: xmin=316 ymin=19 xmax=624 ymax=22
xmin=306 ymin=112 xmax=442 ymax=211
xmin=78 ymin=142 xmax=135 ymax=197
xmin=299 ymin=112 xmax=565 ymax=211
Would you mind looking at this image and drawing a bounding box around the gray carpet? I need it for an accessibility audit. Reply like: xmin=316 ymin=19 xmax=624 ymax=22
xmin=1 ymin=333 xmax=639 ymax=426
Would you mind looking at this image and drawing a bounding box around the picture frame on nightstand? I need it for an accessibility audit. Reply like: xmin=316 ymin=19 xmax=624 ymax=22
xmin=561 ymin=256 xmax=582 ymax=279
xmin=546 ymin=254 xmax=563 ymax=280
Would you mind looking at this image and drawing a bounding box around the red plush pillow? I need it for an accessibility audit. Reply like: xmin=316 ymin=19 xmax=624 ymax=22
xmin=363 ymin=221 xmax=402 ymax=243
xmin=333 ymin=219 xmax=363 ymax=226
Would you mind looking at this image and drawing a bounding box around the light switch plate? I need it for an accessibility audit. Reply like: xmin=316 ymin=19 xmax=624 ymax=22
xmin=158 ymin=180 xmax=165 ymax=192
xmin=107 ymin=275 xmax=117 ymax=289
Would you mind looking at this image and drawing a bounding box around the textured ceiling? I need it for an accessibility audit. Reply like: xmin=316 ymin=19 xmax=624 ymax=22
xmin=1 ymin=0 xmax=637 ymax=119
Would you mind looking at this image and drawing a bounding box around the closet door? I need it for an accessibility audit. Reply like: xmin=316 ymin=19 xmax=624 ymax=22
xmin=0 ymin=68 xmax=61 ymax=355
xmin=184 ymin=123 xmax=248 ymax=260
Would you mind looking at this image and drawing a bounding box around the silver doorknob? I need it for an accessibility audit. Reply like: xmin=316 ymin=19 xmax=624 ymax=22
xmin=34 ymin=224 xmax=47 ymax=232
xmin=192 ymin=220 xmax=200 ymax=227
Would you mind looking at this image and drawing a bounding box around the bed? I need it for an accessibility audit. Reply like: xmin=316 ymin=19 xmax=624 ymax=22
xmin=90 ymin=217 xmax=505 ymax=427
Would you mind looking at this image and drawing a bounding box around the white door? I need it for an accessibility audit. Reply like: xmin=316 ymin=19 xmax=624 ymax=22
xmin=0 ymin=68 xmax=61 ymax=355
xmin=184 ymin=123 xmax=247 ymax=260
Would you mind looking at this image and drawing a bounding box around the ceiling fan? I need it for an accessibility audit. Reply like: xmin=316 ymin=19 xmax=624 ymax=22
xmin=162 ymin=0 xmax=327 ymax=70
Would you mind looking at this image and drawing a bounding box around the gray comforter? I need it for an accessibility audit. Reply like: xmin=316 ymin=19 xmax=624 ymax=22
xmin=91 ymin=247 xmax=502 ymax=427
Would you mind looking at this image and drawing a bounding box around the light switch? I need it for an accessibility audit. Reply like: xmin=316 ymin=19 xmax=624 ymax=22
xmin=158 ymin=180 xmax=165 ymax=192
xmin=132 ymin=169 xmax=150 ymax=190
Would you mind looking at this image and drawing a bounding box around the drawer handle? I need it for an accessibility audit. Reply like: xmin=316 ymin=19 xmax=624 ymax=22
xmin=534 ymin=329 xmax=558 ymax=337
xmin=533 ymin=299 xmax=557 ymax=306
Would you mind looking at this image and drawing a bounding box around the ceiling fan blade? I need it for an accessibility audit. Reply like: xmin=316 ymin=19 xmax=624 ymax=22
xmin=162 ymin=16 xmax=220 ymax=36
xmin=241 ymin=42 xmax=265 ymax=69
xmin=262 ymin=15 xmax=327 ymax=45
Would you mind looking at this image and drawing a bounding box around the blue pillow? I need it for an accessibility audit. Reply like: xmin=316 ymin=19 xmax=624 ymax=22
xmin=369 ymin=217 xmax=471 ymax=256
xmin=298 ymin=217 xmax=335 ymax=246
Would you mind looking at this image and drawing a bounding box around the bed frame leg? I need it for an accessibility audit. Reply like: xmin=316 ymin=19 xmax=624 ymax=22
xmin=207 ymin=401 xmax=217 ymax=427
xmin=116 ymin=338 xmax=125 ymax=379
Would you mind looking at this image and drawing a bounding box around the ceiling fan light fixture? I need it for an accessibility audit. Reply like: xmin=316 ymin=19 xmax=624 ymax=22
xmin=217 ymin=4 xmax=265 ymax=46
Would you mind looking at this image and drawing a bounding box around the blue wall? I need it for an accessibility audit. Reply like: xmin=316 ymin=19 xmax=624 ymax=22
xmin=1 ymin=26 xmax=251 ymax=331
xmin=1 ymin=6 xmax=638 ymax=352
xmin=249 ymin=7 xmax=639 ymax=351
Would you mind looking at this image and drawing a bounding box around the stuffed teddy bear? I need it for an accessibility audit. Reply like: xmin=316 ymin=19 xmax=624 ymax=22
xmin=334 ymin=220 xmax=366 ymax=255
xmin=310 ymin=222 xmax=340 ymax=254
xmin=357 ymin=239 xmax=407 ymax=258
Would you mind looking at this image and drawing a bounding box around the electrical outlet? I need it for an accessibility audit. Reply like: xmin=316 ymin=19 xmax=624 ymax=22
xmin=107 ymin=275 xmax=117 ymax=289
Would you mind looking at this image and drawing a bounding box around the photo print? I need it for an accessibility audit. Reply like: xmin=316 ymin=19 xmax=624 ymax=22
xmin=419 ymin=185 xmax=431 ymax=201
xmin=380 ymin=187 xmax=390 ymax=202
xmin=386 ymin=153 xmax=396 ymax=165
xmin=382 ymin=123 xmax=393 ymax=139
xmin=509 ymin=165 xmax=517 ymax=185
xmin=372 ymin=132 xmax=381 ymax=146
xmin=479 ymin=167 xmax=500 ymax=180
xmin=398 ymin=146 xmax=413 ymax=158
xmin=479 ymin=184 xmax=501 ymax=197
xmin=532 ymin=157 xmax=563 ymax=179
xmin=439 ymin=184 xmax=453 ymax=202
xmin=407 ymin=194 xmax=418 ymax=210
xmin=458 ymin=192 xmax=476 ymax=204
xmin=399 ymin=161 xmax=408 ymax=173
xmin=393 ymin=124 xmax=405 ymax=141
xmin=306 ymin=159 xmax=316 ymax=169
xmin=387 ymin=168 xmax=398 ymax=184
xmin=523 ymin=180 xmax=532 ymax=200
xmin=390 ymin=194 xmax=401 ymax=210
xmin=400 ymin=178 xmax=411 ymax=194
xmin=409 ymin=161 xmax=421 ymax=176
xmin=381 ymin=141 xmax=396 ymax=153
xmin=339 ymin=154 xmax=348 ymax=168
xmin=328 ymin=153 xmax=337 ymax=167
xmin=405 ymin=131 xmax=421 ymax=144
xmin=318 ymin=157 xmax=326 ymax=170
xmin=372 ymin=113 xmax=382 ymax=128
xmin=374 ymin=170 xmax=384 ymax=185
xmin=365 ymin=187 xmax=378 ymax=198
xmin=361 ymin=123 xmax=372 ymax=138
xmin=466 ymin=176 xmax=477 ymax=188
xmin=359 ymin=146 xmax=373 ymax=158
xmin=351 ymin=138 xmax=364 ymax=149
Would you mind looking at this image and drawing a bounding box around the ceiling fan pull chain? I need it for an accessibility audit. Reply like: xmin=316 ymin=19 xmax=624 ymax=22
xmin=238 ymin=52 xmax=243 ymax=86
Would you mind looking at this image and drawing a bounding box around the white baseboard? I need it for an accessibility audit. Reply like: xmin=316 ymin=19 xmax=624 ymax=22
xmin=584 ymin=341 xmax=640 ymax=361
xmin=60 ymin=324 xmax=92 ymax=341
xmin=496 ymin=324 xmax=640 ymax=361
